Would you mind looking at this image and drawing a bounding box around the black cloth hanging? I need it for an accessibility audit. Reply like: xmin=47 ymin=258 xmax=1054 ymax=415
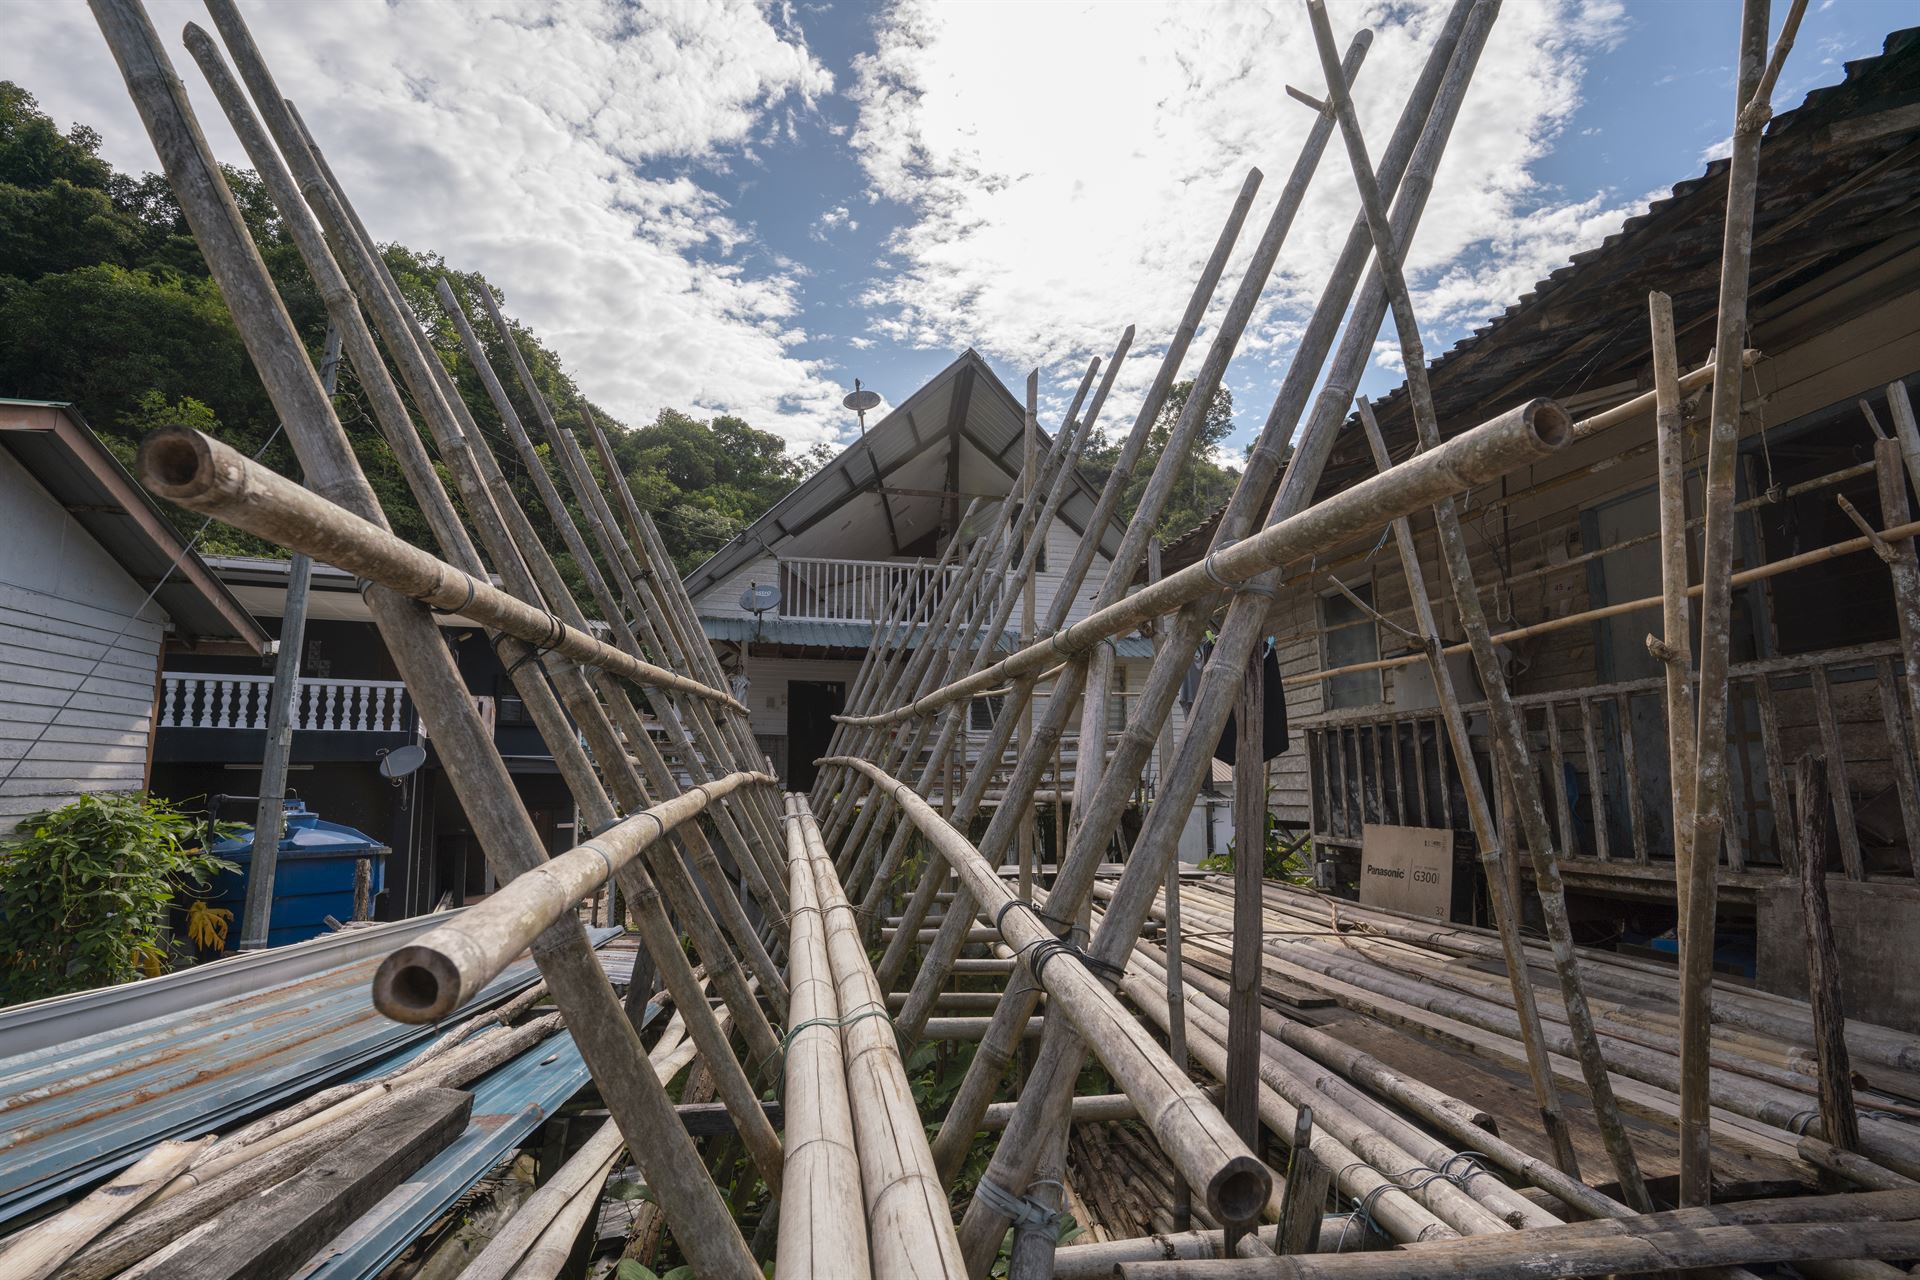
xmin=1213 ymin=641 xmax=1289 ymax=765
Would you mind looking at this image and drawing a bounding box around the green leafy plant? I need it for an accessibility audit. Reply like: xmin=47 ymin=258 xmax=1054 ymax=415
xmin=1200 ymin=811 xmax=1314 ymax=885
xmin=0 ymin=792 xmax=237 ymax=1004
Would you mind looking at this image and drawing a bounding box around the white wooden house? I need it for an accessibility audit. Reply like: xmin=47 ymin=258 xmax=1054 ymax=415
xmin=683 ymin=350 xmax=1235 ymax=855
xmin=0 ymin=401 xmax=267 ymax=822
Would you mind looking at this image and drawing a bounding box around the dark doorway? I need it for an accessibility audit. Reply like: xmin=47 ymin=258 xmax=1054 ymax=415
xmin=787 ymin=680 xmax=845 ymax=790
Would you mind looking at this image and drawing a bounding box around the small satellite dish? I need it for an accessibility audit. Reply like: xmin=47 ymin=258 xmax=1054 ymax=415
xmin=740 ymin=583 xmax=781 ymax=615
xmin=379 ymin=744 xmax=427 ymax=779
xmin=842 ymin=388 xmax=881 ymax=413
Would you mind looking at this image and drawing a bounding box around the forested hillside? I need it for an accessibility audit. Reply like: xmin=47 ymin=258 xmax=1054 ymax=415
xmin=0 ymin=82 xmax=816 ymax=580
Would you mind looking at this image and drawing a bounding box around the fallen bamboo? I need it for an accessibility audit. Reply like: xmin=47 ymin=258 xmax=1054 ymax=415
xmin=376 ymin=770 xmax=769 ymax=1020
xmin=778 ymin=794 xmax=873 ymax=1280
xmin=462 ymin=1119 xmax=625 ymax=1280
xmin=832 ymin=756 xmax=1271 ymax=1227
xmin=0 ymin=1139 xmax=211 ymax=1280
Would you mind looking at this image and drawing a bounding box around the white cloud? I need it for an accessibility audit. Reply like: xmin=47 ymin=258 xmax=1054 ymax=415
xmin=810 ymin=203 xmax=856 ymax=240
xmin=848 ymin=0 xmax=1641 ymax=431
xmin=1 ymin=0 xmax=851 ymax=450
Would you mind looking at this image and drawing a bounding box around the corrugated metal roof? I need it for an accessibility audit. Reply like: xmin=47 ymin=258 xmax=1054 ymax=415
xmin=0 ymin=917 xmax=620 ymax=1219
xmin=700 ymin=614 xmax=1154 ymax=657
xmin=682 ymin=350 xmax=1126 ymax=603
xmin=297 ymin=1030 xmax=592 ymax=1279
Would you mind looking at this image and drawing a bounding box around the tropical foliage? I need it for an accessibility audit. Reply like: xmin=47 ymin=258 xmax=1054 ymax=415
xmin=0 ymin=792 xmax=237 ymax=1004
xmin=0 ymin=82 xmax=814 ymax=579
xmin=1078 ymin=378 xmax=1243 ymax=542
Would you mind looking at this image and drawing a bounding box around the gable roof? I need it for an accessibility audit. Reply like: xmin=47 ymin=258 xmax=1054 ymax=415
xmin=0 ymin=400 xmax=268 ymax=652
xmin=683 ymin=349 xmax=1125 ymax=603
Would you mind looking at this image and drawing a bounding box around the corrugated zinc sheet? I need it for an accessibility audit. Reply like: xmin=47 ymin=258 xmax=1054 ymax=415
xmin=292 ymin=1030 xmax=590 ymax=1280
xmin=0 ymin=924 xmax=620 ymax=1220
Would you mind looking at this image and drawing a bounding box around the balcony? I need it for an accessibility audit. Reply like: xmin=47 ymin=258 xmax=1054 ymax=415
xmin=778 ymin=556 xmax=1004 ymax=624
xmin=159 ymin=673 xmax=413 ymax=733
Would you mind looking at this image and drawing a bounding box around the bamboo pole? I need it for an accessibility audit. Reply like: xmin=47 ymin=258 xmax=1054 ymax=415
xmin=955 ymin=11 xmax=1494 ymax=1260
xmin=0 ymin=1139 xmax=211 ymax=1280
xmin=1682 ymin=0 xmax=1796 ymax=1206
xmin=374 ymin=769 xmax=768 ymax=1019
xmin=832 ymin=756 xmax=1271 ymax=1227
xmin=1795 ymin=754 xmax=1860 ymax=1165
xmin=789 ymin=796 xmax=967 ymax=1278
xmin=778 ymin=794 xmax=873 ymax=1280
xmin=1354 ymin=397 xmax=1579 ymax=1178
xmin=1305 ymin=0 xmax=1647 ymax=1207
xmin=1224 ymin=647 xmax=1266 ymax=1256
xmin=1875 ymin=437 xmax=1920 ymax=735
xmin=118 ymin=5 xmax=757 ymax=1269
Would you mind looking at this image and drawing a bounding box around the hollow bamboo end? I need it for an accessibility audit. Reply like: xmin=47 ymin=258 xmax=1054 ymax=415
xmin=138 ymin=427 xmax=222 ymax=502
xmin=374 ymin=943 xmax=464 ymax=1024
xmin=1525 ymin=399 xmax=1573 ymax=449
xmin=1206 ymin=1154 xmax=1272 ymax=1227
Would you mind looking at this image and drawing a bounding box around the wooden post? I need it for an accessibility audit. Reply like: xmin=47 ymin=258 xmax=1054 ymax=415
xmin=1648 ymin=290 xmax=1700 ymax=924
xmin=1875 ymin=437 xmax=1920 ymax=735
xmin=1225 ymin=644 xmax=1266 ymax=1253
xmin=1683 ymin=0 xmax=1796 ymax=1206
xmin=241 ymin=321 xmax=341 ymax=951
xmin=1795 ymin=753 xmax=1860 ymax=1169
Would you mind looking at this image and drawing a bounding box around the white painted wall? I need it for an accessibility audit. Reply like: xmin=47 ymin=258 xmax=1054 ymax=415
xmin=0 ymin=450 xmax=166 ymax=820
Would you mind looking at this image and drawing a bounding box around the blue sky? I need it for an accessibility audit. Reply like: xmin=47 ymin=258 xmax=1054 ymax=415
xmin=7 ymin=0 xmax=1913 ymax=460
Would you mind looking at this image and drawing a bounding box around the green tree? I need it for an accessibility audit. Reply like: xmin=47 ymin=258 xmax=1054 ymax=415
xmin=1079 ymin=378 xmax=1242 ymax=541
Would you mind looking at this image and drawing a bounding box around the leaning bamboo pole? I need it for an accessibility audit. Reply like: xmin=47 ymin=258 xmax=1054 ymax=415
xmin=109 ymin=4 xmax=755 ymax=1269
xmin=779 ymin=794 xmax=873 ymax=1280
xmin=1648 ymin=289 xmax=1700 ymax=931
xmin=1304 ymin=0 xmax=1646 ymax=1207
xmin=833 ymin=756 xmax=1271 ymax=1227
xmin=954 ymin=14 xmax=1492 ymax=1259
xmin=1684 ymin=0 xmax=1804 ymax=1205
xmin=1354 ymin=396 xmax=1579 ymax=1177
xmin=789 ymin=796 xmax=966 ymax=1278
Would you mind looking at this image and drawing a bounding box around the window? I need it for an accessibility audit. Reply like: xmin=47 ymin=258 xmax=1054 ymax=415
xmin=1322 ymin=581 xmax=1382 ymax=709
xmin=970 ymin=694 xmax=1004 ymax=732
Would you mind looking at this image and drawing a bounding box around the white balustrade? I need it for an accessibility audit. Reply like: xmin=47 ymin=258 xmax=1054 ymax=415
xmin=777 ymin=556 xmax=1008 ymax=624
xmin=159 ymin=674 xmax=414 ymax=733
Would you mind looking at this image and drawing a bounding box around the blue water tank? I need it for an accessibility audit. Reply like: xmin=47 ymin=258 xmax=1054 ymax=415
xmin=204 ymin=801 xmax=390 ymax=947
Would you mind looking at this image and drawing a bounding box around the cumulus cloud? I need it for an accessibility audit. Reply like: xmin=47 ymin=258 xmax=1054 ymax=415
xmin=848 ymin=0 xmax=1643 ymax=429
xmin=2 ymin=0 xmax=851 ymax=449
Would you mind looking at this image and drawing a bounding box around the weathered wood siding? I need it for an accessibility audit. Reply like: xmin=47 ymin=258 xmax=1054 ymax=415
xmin=0 ymin=449 xmax=166 ymax=821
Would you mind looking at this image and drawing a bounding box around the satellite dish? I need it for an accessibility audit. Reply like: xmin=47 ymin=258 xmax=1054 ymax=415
xmin=379 ymin=744 xmax=427 ymax=779
xmin=740 ymin=583 xmax=781 ymax=615
xmin=842 ymin=389 xmax=881 ymax=413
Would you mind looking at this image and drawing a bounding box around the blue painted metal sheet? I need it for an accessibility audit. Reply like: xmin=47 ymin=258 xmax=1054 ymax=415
xmin=0 ymin=924 xmax=621 ymax=1221
xmin=291 ymin=1030 xmax=591 ymax=1280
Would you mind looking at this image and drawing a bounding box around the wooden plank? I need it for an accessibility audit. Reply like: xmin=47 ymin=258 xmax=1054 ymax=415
xmin=1876 ymin=660 xmax=1920 ymax=877
xmin=140 ymin=1087 xmax=472 ymax=1280
xmin=1810 ymin=666 xmax=1865 ymax=879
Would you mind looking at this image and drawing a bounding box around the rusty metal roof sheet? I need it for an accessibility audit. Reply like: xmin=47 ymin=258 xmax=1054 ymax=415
xmin=0 ymin=917 xmax=619 ymax=1220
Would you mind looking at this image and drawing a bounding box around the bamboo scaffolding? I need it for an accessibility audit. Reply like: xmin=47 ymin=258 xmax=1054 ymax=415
xmin=1303 ymin=0 xmax=1646 ymax=1207
xmin=103 ymin=4 xmax=759 ymax=1269
xmin=952 ymin=13 xmax=1496 ymax=1262
xmin=831 ymin=756 xmax=1272 ymax=1226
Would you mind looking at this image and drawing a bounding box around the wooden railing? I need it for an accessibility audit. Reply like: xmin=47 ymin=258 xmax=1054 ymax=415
xmin=1300 ymin=640 xmax=1919 ymax=883
xmin=778 ymin=557 xmax=998 ymax=624
xmin=159 ymin=673 xmax=413 ymax=733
